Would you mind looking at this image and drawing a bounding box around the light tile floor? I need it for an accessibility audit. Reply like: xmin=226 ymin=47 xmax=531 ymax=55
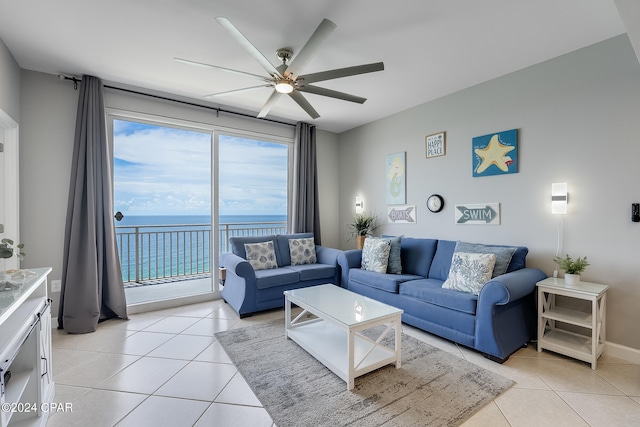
xmin=47 ymin=300 xmax=640 ymax=426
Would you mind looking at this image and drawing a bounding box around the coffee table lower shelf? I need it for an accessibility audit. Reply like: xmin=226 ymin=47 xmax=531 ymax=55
xmin=286 ymin=319 xmax=399 ymax=390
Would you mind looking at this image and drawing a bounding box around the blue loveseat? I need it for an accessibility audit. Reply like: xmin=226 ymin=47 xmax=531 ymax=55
xmin=220 ymin=233 xmax=341 ymax=318
xmin=337 ymin=237 xmax=547 ymax=362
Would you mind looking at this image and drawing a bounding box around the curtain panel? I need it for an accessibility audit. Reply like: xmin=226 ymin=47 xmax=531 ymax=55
xmin=58 ymin=75 xmax=127 ymax=333
xmin=290 ymin=122 xmax=321 ymax=244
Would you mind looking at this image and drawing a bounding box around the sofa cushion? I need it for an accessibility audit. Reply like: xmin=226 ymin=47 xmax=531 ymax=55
xmin=399 ymin=279 xmax=479 ymax=315
xmin=400 ymin=237 xmax=438 ymax=276
xmin=230 ymin=235 xmax=277 ymax=260
xmin=275 ymin=233 xmax=314 ymax=266
xmin=254 ymin=268 xmax=299 ymax=290
xmin=454 ymin=241 xmax=517 ymax=277
xmin=349 ymin=268 xmax=422 ymax=293
xmin=442 ymin=252 xmax=497 ymax=295
xmin=428 ymin=240 xmax=458 ymax=280
xmin=244 ymin=241 xmax=278 ymax=271
xmin=289 ymin=238 xmax=317 ymax=266
xmin=285 ymin=264 xmax=335 ymax=282
xmin=361 ymin=238 xmax=391 ymax=273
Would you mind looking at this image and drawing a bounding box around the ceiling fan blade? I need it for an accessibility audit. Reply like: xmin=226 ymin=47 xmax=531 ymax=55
xmin=298 ymin=85 xmax=366 ymax=104
xmin=284 ymin=18 xmax=337 ymax=78
xmin=204 ymin=85 xmax=272 ymax=98
xmin=215 ymin=17 xmax=282 ymax=78
xmin=175 ymin=58 xmax=270 ymax=81
xmin=299 ymin=62 xmax=384 ymax=84
xmin=289 ymin=91 xmax=320 ymax=119
xmin=257 ymin=90 xmax=283 ymax=118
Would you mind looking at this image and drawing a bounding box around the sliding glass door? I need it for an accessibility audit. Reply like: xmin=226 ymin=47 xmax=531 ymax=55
xmin=217 ymin=133 xmax=290 ymax=252
xmin=112 ymin=117 xmax=213 ymax=304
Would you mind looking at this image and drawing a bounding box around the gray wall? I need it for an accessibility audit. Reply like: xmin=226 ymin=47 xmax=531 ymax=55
xmin=338 ymin=34 xmax=640 ymax=351
xmin=19 ymin=71 xmax=77 ymax=318
xmin=0 ymin=37 xmax=20 ymax=122
xmin=17 ymin=71 xmax=340 ymax=315
xmin=316 ymin=129 xmax=340 ymax=249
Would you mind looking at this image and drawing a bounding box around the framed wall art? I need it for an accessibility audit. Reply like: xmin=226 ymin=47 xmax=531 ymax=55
xmin=472 ymin=129 xmax=518 ymax=177
xmin=386 ymin=152 xmax=406 ymax=204
xmin=426 ymin=132 xmax=446 ymax=158
xmin=455 ymin=203 xmax=501 ymax=225
xmin=387 ymin=205 xmax=416 ymax=223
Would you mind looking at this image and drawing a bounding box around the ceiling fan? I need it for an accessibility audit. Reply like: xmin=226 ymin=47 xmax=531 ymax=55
xmin=175 ymin=17 xmax=384 ymax=119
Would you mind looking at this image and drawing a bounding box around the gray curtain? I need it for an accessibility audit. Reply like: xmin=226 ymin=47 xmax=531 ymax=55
xmin=58 ymin=75 xmax=127 ymax=333
xmin=290 ymin=122 xmax=321 ymax=244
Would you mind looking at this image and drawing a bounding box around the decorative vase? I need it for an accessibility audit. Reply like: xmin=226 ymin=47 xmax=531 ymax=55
xmin=356 ymin=235 xmax=367 ymax=250
xmin=564 ymin=273 xmax=580 ymax=285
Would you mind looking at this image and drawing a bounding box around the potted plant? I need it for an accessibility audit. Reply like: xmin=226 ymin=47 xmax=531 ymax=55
xmin=553 ymin=254 xmax=589 ymax=285
xmin=347 ymin=213 xmax=379 ymax=249
xmin=0 ymin=238 xmax=25 ymax=260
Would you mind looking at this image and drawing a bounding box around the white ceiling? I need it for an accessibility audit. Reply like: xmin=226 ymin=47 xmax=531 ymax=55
xmin=0 ymin=0 xmax=631 ymax=133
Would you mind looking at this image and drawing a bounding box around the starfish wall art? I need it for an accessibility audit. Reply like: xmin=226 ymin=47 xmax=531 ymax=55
xmin=472 ymin=129 xmax=518 ymax=177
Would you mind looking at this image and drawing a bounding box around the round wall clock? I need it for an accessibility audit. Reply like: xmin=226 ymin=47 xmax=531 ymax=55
xmin=427 ymin=194 xmax=444 ymax=213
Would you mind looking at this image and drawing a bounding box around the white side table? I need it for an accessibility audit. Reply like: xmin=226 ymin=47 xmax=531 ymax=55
xmin=537 ymin=277 xmax=608 ymax=369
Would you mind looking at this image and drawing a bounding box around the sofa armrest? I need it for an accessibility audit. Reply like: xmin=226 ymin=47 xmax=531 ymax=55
xmin=315 ymin=246 xmax=341 ymax=266
xmin=479 ymin=268 xmax=547 ymax=306
xmin=220 ymin=252 xmax=258 ymax=317
xmin=476 ymin=267 xmax=547 ymax=359
xmin=337 ymin=250 xmax=363 ymax=287
xmin=220 ymin=252 xmax=256 ymax=281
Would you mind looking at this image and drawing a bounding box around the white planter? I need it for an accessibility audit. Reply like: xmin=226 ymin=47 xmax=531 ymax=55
xmin=564 ymin=273 xmax=581 ymax=285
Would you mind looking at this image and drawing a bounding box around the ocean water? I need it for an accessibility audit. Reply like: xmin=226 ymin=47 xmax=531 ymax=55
xmin=115 ymin=215 xmax=287 ymax=282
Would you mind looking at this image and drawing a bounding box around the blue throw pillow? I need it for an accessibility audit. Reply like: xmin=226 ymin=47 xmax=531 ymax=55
xmin=373 ymin=236 xmax=403 ymax=274
xmin=453 ymin=241 xmax=517 ymax=277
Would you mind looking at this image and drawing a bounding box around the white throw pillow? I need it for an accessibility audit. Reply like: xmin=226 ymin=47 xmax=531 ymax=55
xmin=442 ymin=252 xmax=497 ymax=295
xmin=244 ymin=241 xmax=278 ymax=270
xmin=361 ymin=238 xmax=391 ymax=274
xmin=289 ymin=238 xmax=317 ymax=265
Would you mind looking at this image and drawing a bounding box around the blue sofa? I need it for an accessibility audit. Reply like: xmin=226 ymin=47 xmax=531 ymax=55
xmin=337 ymin=237 xmax=547 ymax=362
xmin=220 ymin=233 xmax=341 ymax=318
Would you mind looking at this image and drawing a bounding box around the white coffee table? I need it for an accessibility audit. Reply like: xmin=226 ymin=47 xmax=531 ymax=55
xmin=284 ymin=284 xmax=403 ymax=390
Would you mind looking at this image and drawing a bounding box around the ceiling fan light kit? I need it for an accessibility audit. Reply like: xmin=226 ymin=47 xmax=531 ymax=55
xmin=275 ymin=80 xmax=294 ymax=94
xmin=175 ymin=17 xmax=384 ymax=119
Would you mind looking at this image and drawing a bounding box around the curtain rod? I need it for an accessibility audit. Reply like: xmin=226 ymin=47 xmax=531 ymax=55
xmin=58 ymin=74 xmax=296 ymax=127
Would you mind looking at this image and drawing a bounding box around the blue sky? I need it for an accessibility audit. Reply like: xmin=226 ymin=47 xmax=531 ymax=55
xmin=113 ymin=120 xmax=288 ymax=216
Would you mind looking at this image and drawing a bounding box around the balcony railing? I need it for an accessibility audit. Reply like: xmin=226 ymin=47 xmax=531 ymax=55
xmin=115 ymin=221 xmax=287 ymax=285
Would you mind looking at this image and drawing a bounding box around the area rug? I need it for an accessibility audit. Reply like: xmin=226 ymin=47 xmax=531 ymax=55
xmin=215 ymin=319 xmax=513 ymax=427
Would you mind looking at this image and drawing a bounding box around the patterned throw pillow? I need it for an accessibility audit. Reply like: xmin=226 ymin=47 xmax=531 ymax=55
xmin=289 ymin=238 xmax=317 ymax=266
xmin=244 ymin=241 xmax=278 ymax=270
xmin=442 ymin=252 xmax=497 ymax=295
xmin=361 ymin=238 xmax=391 ymax=274
xmin=369 ymin=236 xmax=403 ymax=274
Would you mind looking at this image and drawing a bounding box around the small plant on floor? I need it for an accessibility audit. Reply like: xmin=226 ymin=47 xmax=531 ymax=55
xmin=553 ymin=254 xmax=589 ymax=274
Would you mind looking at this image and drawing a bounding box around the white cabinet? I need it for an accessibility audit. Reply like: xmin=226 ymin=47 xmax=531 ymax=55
xmin=537 ymin=277 xmax=608 ymax=369
xmin=0 ymin=268 xmax=53 ymax=426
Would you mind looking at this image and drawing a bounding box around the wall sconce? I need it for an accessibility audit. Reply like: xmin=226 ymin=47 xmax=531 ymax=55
xmin=355 ymin=196 xmax=364 ymax=214
xmin=551 ymin=182 xmax=568 ymax=214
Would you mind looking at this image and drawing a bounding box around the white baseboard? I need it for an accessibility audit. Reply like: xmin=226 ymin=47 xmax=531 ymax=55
xmin=605 ymin=341 xmax=640 ymax=364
